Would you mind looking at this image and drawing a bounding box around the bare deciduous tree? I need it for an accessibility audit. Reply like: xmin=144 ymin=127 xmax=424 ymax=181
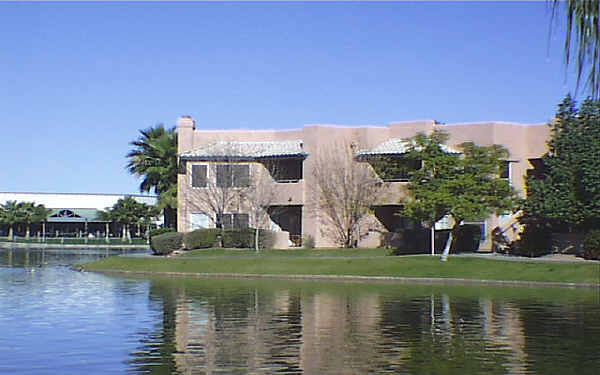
xmin=181 ymin=142 xmax=249 ymax=246
xmin=242 ymin=164 xmax=279 ymax=252
xmin=309 ymin=143 xmax=384 ymax=248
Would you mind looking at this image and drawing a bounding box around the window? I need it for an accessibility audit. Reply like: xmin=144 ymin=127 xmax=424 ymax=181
xmin=216 ymin=164 xmax=249 ymax=188
xmin=370 ymin=157 xmax=421 ymax=182
xmin=499 ymin=161 xmax=510 ymax=180
xmin=216 ymin=213 xmax=249 ymax=229
xmin=262 ymin=158 xmax=303 ymax=182
xmin=191 ymin=165 xmax=207 ymax=188
xmin=190 ymin=213 xmax=209 ymax=230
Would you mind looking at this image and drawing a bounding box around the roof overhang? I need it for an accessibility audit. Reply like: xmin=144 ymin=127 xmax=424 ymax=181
xmin=356 ymin=138 xmax=461 ymax=161
xmin=179 ymin=140 xmax=308 ymax=162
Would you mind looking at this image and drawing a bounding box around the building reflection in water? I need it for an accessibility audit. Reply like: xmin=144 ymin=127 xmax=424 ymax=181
xmin=135 ymin=279 xmax=600 ymax=375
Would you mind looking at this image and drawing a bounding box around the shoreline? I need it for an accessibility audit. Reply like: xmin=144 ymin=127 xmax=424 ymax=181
xmin=0 ymin=241 xmax=149 ymax=250
xmin=82 ymin=268 xmax=599 ymax=289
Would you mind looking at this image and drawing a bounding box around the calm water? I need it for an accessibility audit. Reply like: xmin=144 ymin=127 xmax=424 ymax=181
xmin=0 ymin=248 xmax=599 ymax=375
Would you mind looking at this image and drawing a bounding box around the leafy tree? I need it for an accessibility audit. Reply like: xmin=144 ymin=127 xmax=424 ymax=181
xmin=0 ymin=201 xmax=24 ymax=239
xmin=103 ymin=197 xmax=159 ymax=242
xmin=523 ymin=95 xmax=600 ymax=231
xmin=401 ymin=130 xmax=519 ymax=261
xmin=126 ymin=125 xmax=178 ymax=228
xmin=553 ymin=1 xmax=600 ymax=98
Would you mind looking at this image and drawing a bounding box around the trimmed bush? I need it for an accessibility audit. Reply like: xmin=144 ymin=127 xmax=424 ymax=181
xmin=511 ymin=224 xmax=552 ymax=257
xmin=259 ymin=229 xmax=276 ymax=250
xmin=150 ymin=227 xmax=175 ymax=238
xmin=583 ymin=230 xmax=600 ymax=260
xmin=183 ymin=229 xmax=219 ymax=250
xmin=220 ymin=228 xmax=276 ymax=249
xmin=150 ymin=232 xmax=184 ymax=255
xmin=222 ymin=228 xmax=254 ymax=248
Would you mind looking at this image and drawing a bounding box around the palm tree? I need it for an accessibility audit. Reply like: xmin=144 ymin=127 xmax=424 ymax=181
xmin=0 ymin=201 xmax=24 ymax=240
xmin=554 ymin=0 xmax=600 ymax=97
xmin=126 ymin=125 xmax=178 ymax=228
xmin=103 ymin=197 xmax=159 ymax=243
xmin=18 ymin=202 xmax=51 ymax=240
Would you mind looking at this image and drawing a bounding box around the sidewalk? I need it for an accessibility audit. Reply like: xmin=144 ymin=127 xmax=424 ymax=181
xmin=456 ymin=252 xmax=599 ymax=263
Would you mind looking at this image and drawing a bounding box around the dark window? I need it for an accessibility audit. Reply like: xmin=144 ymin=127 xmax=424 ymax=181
xmin=370 ymin=157 xmax=421 ymax=182
xmin=262 ymin=158 xmax=304 ymax=182
xmin=499 ymin=161 xmax=510 ymax=179
xmin=217 ymin=164 xmax=249 ymax=187
xmin=232 ymin=165 xmax=250 ymax=187
xmin=191 ymin=165 xmax=207 ymax=187
xmin=216 ymin=213 xmax=249 ymax=229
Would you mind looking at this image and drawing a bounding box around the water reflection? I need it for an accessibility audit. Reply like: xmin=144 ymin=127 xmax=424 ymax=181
xmin=139 ymin=278 xmax=600 ymax=375
xmin=1 ymin=248 xmax=598 ymax=375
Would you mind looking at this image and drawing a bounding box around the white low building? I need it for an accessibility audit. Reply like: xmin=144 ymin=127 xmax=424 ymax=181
xmin=0 ymin=192 xmax=160 ymax=238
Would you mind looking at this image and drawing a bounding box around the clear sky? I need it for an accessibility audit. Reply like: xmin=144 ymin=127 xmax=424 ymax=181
xmin=0 ymin=1 xmax=580 ymax=195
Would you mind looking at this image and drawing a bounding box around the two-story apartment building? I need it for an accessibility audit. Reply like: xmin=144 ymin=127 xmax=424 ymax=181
xmin=177 ymin=116 xmax=550 ymax=249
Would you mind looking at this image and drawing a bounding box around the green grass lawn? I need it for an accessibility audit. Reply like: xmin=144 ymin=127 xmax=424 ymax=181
xmin=79 ymin=249 xmax=600 ymax=285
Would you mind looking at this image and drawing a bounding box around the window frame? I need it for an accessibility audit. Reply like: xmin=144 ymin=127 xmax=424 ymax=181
xmin=499 ymin=160 xmax=511 ymax=185
xmin=216 ymin=163 xmax=251 ymax=188
xmin=190 ymin=163 xmax=209 ymax=189
xmin=216 ymin=213 xmax=249 ymax=229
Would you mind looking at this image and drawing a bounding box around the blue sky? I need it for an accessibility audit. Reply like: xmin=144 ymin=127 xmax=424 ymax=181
xmin=0 ymin=1 xmax=580 ymax=195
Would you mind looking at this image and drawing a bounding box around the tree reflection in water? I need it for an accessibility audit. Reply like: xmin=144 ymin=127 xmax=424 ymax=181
xmin=129 ymin=278 xmax=600 ymax=375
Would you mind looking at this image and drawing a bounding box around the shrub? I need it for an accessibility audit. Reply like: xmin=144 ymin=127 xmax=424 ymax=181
xmin=150 ymin=232 xmax=184 ymax=255
xmin=511 ymin=224 xmax=552 ymax=257
xmin=220 ymin=228 xmax=276 ymax=249
xmin=303 ymin=234 xmax=315 ymax=249
xmin=583 ymin=230 xmax=600 ymax=260
xmin=150 ymin=227 xmax=175 ymax=238
xmin=183 ymin=229 xmax=219 ymax=250
xmin=222 ymin=228 xmax=251 ymax=248
xmin=259 ymin=230 xmax=276 ymax=250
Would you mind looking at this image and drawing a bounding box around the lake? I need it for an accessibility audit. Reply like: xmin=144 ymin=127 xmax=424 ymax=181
xmin=1 ymin=247 xmax=599 ymax=374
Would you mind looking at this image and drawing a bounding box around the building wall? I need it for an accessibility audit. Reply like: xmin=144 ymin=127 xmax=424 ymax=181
xmin=177 ymin=117 xmax=550 ymax=249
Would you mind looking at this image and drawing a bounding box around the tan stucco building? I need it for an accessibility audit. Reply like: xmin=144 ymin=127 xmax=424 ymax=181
xmin=177 ymin=116 xmax=550 ymax=249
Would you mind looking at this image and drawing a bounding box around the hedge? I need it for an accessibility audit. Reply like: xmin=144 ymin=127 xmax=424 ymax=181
xmin=150 ymin=232 xmax=184 ymax=255
xmin=220 ymin=228 xmax=276 ymax=250
xmin=510 ymin=224 xmax=553 ymax=257
xmin=149 ymin=227 xmax=175 ymax=238
xmin=183 ymin=229 xmax=219 ymax=250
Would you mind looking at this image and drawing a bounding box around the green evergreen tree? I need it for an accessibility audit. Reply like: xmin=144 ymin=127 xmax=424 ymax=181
xmin=523 ymin=95 xmax=600 ymax=231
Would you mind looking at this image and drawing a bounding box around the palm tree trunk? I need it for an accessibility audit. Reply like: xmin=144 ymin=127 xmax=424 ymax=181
xmin=9 ymin=226 xmax=14 ymax=240
xmin=25 ymin=225 xmax=30 ymax=240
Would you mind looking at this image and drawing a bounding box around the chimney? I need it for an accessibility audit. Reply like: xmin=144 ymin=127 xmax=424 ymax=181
xmin=177 ymin=116 xmax=195 ymax=153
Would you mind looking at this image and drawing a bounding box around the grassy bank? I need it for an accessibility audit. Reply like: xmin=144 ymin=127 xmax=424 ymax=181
xmin=79 ymin=249 xmax=600 ymax=285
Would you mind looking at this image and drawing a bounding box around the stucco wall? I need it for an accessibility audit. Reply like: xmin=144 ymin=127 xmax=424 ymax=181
xmin=177 ymin=117 xmax=550 ymax=249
